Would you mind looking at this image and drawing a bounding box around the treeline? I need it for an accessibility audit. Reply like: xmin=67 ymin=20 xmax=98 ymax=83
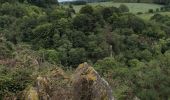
xmin=89 ymin=0 xmax=170 ymax=4
xmin=112 ymin=0 xmax=170 ymax=4
xmin=0 ymin=0 xmax=58 ymax=7
xmin=114 ymin=0 xmax=170 ymax=4
xmin=60 ymin=1 xmax=87 ymax=5
xmin=153 ymin=0 xmax=170 ymax=5
xmin=61 ymin=0 xmax=170 ymax=6
xmin=112 ymin=0 xmax=152 ymax=3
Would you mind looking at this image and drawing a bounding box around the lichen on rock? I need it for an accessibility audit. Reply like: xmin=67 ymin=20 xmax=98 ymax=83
xmin=72 ymin=62 xmax=114 ymax=100
xmin=23 ymin=62 xmax=114 ymax=100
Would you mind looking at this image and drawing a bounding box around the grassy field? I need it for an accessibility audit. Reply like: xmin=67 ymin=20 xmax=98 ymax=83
xmin=138 ymin=12 xmax=170 ymax=20
xmin=66 ymin=2 xmax=163 ymax=13
xmin=63 ymin=2 xmax=170 ymax=21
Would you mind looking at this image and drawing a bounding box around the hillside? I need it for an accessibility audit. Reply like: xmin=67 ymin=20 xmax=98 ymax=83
xmin=0 ymin=0 xmax=170 ymax=100
xmin=61 ymin=0 xmax=169 ymax=4
xmin=67 ymin=2 xmax=163 ymax=13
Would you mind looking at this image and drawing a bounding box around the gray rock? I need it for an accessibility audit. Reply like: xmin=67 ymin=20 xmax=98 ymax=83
xmin=24 ymin=63 xmax=114 ymax=100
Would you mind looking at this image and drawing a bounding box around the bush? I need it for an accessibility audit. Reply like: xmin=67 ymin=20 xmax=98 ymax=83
xmin=0 ymin=3 xmax=25 ymax=18
xmin=137 ymin=12 xmax=143 ymax=15
xmin=102 ymin=7 xmax=116 ymax=20
xmin=38 ymin=49 xmax=60 ymax=64
xmin=0 ymin=66 xmax=33 ymax=99
xmin=0 ymin=40 xmax=14 ymax=59
xmin=72 ymin=14 xmax=95 ymax=32
xmin=164 ymin=5 xmax=170 ymax=11
xmin=160 ymin=7 xmax=165 ymax=11
xmin=67 ymin=48 xmax=87 ymax=67
xmin=156 ymin=8 xmax=160 ymax=12
xmin=0 ymin=0 xmax=16 ymax=4
xmin=94 ymin=57 xmax=119 ymax=76
xmin=119 ymin=4 xmax=129 ymax=13
xmin=148 ymin=9 xmax=154 ymax=13
xmin=80 ymin=5 xmax=94 ymax=15
xmin=0 ymin=15 xmax=14 ymax=28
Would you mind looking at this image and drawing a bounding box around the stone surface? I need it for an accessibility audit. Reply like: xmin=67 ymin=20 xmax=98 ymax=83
xmin=72 ymin=62 xmax=114 ymax=100
xmin=24 ymin=63 xmax=114 ymax=100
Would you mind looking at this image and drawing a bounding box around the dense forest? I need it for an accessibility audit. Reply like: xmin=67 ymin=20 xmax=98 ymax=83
xmin=0 ymin=0 xmax=170 ymax=100
xmin=62 ymin=0 xmax=170 ymax=5
xmin=112 ymin=0 xmax=170 ymax=4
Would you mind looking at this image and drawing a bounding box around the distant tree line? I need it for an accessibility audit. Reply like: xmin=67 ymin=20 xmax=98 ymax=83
xmin=60 ymin=0 xmax=111 ymax=4
xmin=112 ymin=0 xmax=170 ymax=4
xmin=153 ymin=0 xmax=170 ymax=5
xmin=0 ymin=0 xmax=59 ymax=7
xmin=61 ymin=0 xmax=170 ymax=5
xmin=60 ymin=1 xmax=87 ymax=5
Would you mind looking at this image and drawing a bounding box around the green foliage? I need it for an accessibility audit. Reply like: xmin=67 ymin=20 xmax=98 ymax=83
xmin=27 ymin=0 xmax=58 ymax=7
xmin=148 ymin=9 xmax=154 ymax=13
xmin=0 ymin=15 xmax=14 ymax=29
xmin=32 ymin=23 xmax=53 ymax=48
xmin=110 ymin=14 xmax=146 ymax=33
xmin=0 ymin=66 xmax=33 ymax=99
xmin=67 ymin=48 xmax=87 ymax=67
xmin=153 ymin=0 xmax=170 ymax=5
xmin=95 ymin=54 xmax=170 ymax=100
xmin=119 ymin=4 xmax=129 ymax=12
xmin=73 ymin=14 xmax=95 ymax=32
xmin=0 ymin=40 xmax=14 ymax=59
xmin=94 ymin=57 xmax=120 ymax=76
xmin=0 ymin=0 xmax=17 ymax=4
xmin=38 ymin=49 xmax=60 ymax=64
xmin=71 ymin=31 xmax=87 ymax=47
xmin=71 ymin=2 xmax=163 ymax=14
xmin=101 ymin=6 xmax=120 ymax=20
xmin=49 ymin=8 xmax=70 ymax=20
xmin=0 ymin=3 xmax=25 ymax=18
xmin=0 ymin=1 xmax=170 ymax=99
xmin=80 ymin=5 xmax=94 ymax=15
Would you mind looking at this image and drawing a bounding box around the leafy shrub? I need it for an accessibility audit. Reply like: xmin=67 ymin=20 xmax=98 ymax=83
xmin=0 ymin=3 xmax=25 ymax=18
xmin=160 ymin=7 xmax=165 ymax=11
xmin=80 ymin=5 xmax=94 ymax=15
xmin=0 ymin=15 xmax=14 ymax=28
xmin=156 ymin=8 xmax=160 ymax=12
xmin=38 ymin=49 xmax=60 ymax=64
xmin=119 ymin=4 xmax=129 ymax=13
xmin=0 ymin=66 xmax=33 ymax=99
xmin=0 ymin=40 xmax=14 ymax=59
xmin=72 ymin=14 xmax=95 ymax=32
xmin=137 ymin=12 xmax=143 ymax=15
xmin=148 ymin=9 xmax=154 ymax=13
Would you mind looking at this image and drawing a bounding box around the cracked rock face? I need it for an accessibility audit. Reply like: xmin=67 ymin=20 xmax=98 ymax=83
xmin=73 ymin=62 xmax=114 ymax=100
xmin=24 ymin=63 xmax=114 ymax=100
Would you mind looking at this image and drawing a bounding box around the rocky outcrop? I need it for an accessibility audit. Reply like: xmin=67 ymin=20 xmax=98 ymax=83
xmin=73 ymin=62 xmax=114 ymax=100
xmin=24 ymin=63 xmax=114 ymax=100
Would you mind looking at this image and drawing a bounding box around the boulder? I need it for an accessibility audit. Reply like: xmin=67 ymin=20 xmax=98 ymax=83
xmin=24 ymin=63 xmax=114 ymax=100
xmin=72 ymin=62 xmax=114 ymax=100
